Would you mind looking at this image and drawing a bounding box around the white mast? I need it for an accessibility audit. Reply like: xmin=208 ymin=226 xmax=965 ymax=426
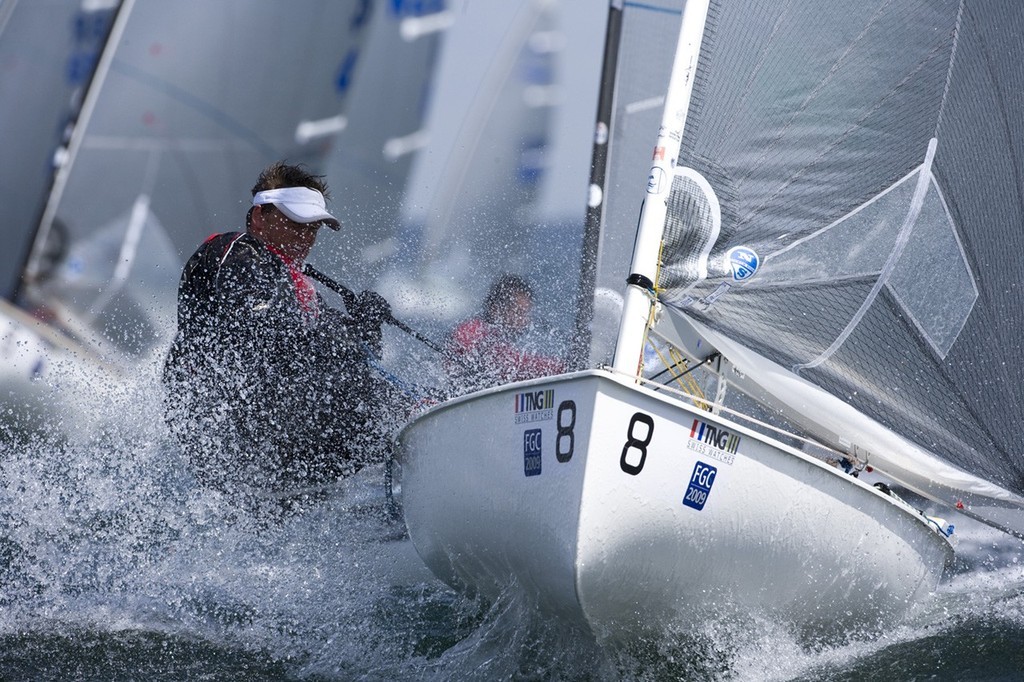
xmin=611 ymin=0 xmax=710 ymax=376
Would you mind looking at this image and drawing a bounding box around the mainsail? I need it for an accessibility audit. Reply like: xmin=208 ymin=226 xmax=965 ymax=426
xmin=585 ymin=0 xmax=1024 ymax=534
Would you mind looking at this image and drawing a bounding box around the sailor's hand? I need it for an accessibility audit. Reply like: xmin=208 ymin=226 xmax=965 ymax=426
xmin=354 ymin=290 xmax=391 ymax=330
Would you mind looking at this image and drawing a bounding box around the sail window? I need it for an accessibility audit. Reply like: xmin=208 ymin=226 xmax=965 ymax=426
xmin=888 ymin=175 xmax=978 ymax=358
xmin=662 ymin=167 xmax=721 ymax=287
xmin=762 ymin=155 xmax=977 ymax=364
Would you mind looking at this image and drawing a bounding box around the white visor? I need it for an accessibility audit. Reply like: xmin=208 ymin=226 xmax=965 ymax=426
xmin=252 ymin=186 xmax=340 ymax=230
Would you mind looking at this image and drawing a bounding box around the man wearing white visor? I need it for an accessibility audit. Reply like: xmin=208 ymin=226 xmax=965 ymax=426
xmin=163 ymin=161 xmax=401 ymax=511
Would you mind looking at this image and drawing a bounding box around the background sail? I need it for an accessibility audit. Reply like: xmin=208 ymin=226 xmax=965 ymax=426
xmin=0 ymin=0 xmax=117 ymax=300
xmin=380 ymin=0 xmax=561 ymax=323
xmin=643 ymin=1 xmax=1024 ymax=499
xmin=369 ymin=0 xmax=605 ymax=373
xmin=316 ymin=0 xmax=448 ymax=287
xmin=18 ymin=0 xmax=373 ymax=361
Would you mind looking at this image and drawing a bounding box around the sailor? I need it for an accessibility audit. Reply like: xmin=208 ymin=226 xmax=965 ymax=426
xmin=163 ymin=161 xmax=398 ymax=506
xmin=446 ymin=273 xmax=564 ymax=393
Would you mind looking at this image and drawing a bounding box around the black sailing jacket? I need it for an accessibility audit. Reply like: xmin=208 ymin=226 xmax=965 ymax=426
xmin=163 ymin=232 xmax=387 ymax=494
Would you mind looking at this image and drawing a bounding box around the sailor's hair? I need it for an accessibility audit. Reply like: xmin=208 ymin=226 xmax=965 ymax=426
xmin=484 ymin=274 xmax=533 ymax=321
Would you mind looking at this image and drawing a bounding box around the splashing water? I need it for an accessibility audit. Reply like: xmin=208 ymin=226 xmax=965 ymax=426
xmin=1 ymin=356 xmax=1022 ymax=680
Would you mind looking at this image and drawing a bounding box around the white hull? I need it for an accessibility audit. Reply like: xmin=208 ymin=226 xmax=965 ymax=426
xmin=397 ymin=370 xmax=953 ymax=639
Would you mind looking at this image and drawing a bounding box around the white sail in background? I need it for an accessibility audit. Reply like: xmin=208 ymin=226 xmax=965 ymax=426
xmin=381 ymin=0 xmax=562 ymax=323
xmin=18 ymin=0 xmax=374 ymax=364
xmin=316 ymin=0 xmax=449 ymax=286
xmin=0 ymin=0 xmax=116 ymax=299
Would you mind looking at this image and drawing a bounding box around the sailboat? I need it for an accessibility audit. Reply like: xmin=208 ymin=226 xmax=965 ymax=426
xmin=395 ymin=0 xmax=1024 ymax=639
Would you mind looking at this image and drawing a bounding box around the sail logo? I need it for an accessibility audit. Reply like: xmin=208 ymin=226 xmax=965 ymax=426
xmin=688 ymin=418 xmax=739 ymax=465
xmin=389 ymin=0 xmax=445 ymax=17
xmin=514 ymin=389 xmax=555 ymax=424
xmin=647 ymin=166 xmax=668 ymax=193
xmin=727 ymin=246 xmax=759 ymax=282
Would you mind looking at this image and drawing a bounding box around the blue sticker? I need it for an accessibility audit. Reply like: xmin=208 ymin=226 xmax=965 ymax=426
xmin=683 ymin=461 xmax=717 ymax=510
xmin=524 ymin=429 xmax=542 ymax=477
xmin=726 ymin=246 xmax=759 ymax=282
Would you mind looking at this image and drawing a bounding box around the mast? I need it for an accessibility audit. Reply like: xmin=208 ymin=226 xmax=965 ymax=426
xmin=611 ymin=0 xmax=710 ymax=376
xmin=569 ymin=0 xmax=623 ymax=370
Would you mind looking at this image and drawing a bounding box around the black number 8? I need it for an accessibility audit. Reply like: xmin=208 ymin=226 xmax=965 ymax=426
xmin=556 ymin=400 xmax=576 ymax=463
xmin=620 ymin=412 xmax=654 ymax=475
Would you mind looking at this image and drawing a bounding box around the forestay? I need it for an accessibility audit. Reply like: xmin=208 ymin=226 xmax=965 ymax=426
xmin=583 ymin=0 xmax=1024 ymax=532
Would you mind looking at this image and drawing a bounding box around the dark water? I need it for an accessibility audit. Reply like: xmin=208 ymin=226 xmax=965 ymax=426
xmin=2 ymin=361 xmax=1023 ymax=681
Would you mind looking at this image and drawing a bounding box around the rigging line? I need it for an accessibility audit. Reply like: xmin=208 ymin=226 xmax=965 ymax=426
xmin=649 ymin=340 xmax=685 ymax=383
xmin=669 ymin=346 xmax=706 ymax=399
xmin=108 ymin=59 xmax=277 ymax=158
xmin=735 ymin=0 xmax=890 ymax=187
xmin=649 ymin=342 xmax=710 ymax=409
xmin=648 ymin=349 xmax=718 ymax=384
xmin=637 ymin=240 xmax=668 ymax=376
xmin=362 ymin=345 xmax=433 ymax=402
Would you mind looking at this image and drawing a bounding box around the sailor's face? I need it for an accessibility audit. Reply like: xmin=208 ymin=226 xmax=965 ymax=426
xmin=253 ymin=204 xmax=320 ymax=259
xmin=501 ymin=291 xmax=532 ymax=334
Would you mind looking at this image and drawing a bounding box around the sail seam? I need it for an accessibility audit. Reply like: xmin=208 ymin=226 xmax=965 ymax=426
xmin=934 ymin=0 xmax=965 ymax=136
xmin=737 ymin=0 xmax=891 ymax=187
xmin=738 ymin=44 xmax=948 ymax=230
xmin=793 ymin=138 xmax=938 ymax=373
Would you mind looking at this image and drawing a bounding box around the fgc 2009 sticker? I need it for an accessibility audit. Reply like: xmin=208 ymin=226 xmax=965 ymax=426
xmin=683 ymin=461 xmax=717 ymax=511
xmin=524 ymin=429 xmax=542 ymax=477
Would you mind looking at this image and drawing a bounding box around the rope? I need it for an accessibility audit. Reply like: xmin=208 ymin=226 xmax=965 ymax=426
xmin=648 ymin=341 xmax=710 ymax=411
